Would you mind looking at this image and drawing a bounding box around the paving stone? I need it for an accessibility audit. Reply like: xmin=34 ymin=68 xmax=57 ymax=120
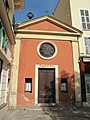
xmin=2 ymin=106 xmax=90 ymax=120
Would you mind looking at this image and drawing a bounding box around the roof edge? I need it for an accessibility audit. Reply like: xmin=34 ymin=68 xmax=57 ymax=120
xmin=14 ymin=15 xmax=82 ymax=36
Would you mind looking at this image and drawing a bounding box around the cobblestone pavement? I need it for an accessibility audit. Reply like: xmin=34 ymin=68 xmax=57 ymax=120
xmin=2 ymin=106 xmax=90 ymax=120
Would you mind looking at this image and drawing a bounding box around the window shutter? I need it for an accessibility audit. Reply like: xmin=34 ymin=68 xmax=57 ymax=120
xmin=2 ymin=30 xmax=6 ymax=48
xmin=4 ymin=40 xmax=8 ymax=49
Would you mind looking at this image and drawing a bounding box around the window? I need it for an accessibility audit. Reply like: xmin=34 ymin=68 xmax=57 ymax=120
xmin=25 ymin=78 xmax=32 ymax=92
xmin=39 ymin=42 xmax=55 ymax=58
xmin=37 ymin=41 xmax=57 ymax=60
xmin=61 ymin=78 xmax=68 ymax=92
xmin=80 ymin=9 xmax=90 ymax=30
xmin=2 ymin=30 xmax=6 ymax=48
xmin=84 ymin=37 xmax=90 ymax=54
xmin=1 ymin=29 xmax=8 ymax=53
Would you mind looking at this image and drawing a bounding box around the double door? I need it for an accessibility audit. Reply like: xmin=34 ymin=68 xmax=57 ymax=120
xmin=38 ymin=68 xmax=55 ymax=103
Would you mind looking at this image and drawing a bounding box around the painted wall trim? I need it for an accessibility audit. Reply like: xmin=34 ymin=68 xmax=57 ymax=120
xmin=15 ymin=29 xmax=81 ymax=36
xmin=10 ymin=39 xmax=21 ymax=107
xmin=15 ymin=34 xmax=78 ymax=41
xmin=72 ymin=41 xmax=81 ymax=104
xmin=15 ymin=15 xmax=82 ymax=35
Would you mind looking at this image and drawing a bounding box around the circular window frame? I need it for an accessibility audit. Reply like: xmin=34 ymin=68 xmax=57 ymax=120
xmin=37 ymin=41 xmax=58 ymax=60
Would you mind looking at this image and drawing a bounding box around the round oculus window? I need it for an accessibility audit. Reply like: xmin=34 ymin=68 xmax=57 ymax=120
xmin=38 ymin=42 xmax=57 ymax=59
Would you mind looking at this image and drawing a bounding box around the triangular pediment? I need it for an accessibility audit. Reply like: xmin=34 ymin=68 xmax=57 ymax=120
xmin=15 ymin=16 xmax=82 ymax=35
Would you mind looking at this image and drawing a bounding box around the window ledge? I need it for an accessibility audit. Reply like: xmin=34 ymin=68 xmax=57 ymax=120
xmin=82 ymin=29 xmax=90 ymax=31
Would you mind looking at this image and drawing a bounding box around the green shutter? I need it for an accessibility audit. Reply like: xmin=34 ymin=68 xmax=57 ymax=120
xmin=4 ymin=40 xmax=8 ymax=50
xmin=2 ymin=34 xmax=6 ymax=48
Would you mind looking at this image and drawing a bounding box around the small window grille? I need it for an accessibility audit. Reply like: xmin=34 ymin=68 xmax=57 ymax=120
xmin=61 ymin=78 xmax=68 ymax=92
xmin=25 ymin=78 xmax=32 ymax=92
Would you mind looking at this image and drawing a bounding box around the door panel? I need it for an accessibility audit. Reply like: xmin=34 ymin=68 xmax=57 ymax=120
xmin=38 ymin=68 xmax=55 ymax=103
xmin=38 ymin=69 xmax=46 ymax=103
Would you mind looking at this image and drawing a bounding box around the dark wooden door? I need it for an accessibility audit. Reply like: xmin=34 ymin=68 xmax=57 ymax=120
xmin=38 ymin=68 xmax=55 ymax=103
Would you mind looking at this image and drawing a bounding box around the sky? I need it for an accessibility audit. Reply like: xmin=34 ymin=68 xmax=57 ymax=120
xmin=14 ymin=0 xmax=59 ymax=23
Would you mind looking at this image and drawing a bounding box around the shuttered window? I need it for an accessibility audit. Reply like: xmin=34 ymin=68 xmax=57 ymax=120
xmin=80 ymin=9 xmax=90 ymax=30
xmin=2 ymin=30 xmax=6 ymax=48
xmin=2 ymin=29 xmax=8 ymax=52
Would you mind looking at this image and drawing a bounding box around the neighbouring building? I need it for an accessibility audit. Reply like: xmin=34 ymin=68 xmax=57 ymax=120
xmin=53 ymin=0 xmax=90 ymax=107
xmin=0 ymin=0 xmax=24 ymax=119
xmin=10 ymin=16 xmax=82 ymax=107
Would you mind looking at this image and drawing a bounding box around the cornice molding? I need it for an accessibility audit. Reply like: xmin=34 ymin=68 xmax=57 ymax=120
xmin=15 ymin=29 xmax=81 ymax=36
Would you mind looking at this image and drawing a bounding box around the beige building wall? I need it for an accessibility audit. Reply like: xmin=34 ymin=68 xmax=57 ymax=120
xmin=70 ymin=0 xmax=90 ymax=28
xmin=72 ymin=41 xmax=81 ymax=104
xmin=69 ymin=0 xmax=90 ymax=55
xmin=10 ymin=39 xmax=21 ymax=107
